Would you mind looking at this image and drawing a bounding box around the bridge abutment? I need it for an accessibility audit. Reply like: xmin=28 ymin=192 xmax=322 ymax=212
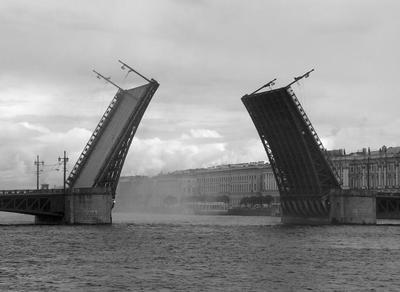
xmin=329 ymin=189 xmax=376 ymax=224
xmin=280 ymin=190 xmax=377 ymax=225
xmin=280 ymin=197 xmax=331 ymax=225
xmin=34 ymin=188 xmax=113 ymax=225
xmin=35 ymin=214 xmax=64 ymax=224
xmin=64 ymin=188 xmax=113 ymax=224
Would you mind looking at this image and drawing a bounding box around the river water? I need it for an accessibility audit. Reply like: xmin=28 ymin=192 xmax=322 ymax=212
xmin=0 ymin=212 xmax=399 ymax=291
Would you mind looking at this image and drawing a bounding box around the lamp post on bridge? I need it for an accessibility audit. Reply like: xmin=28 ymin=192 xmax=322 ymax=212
xmin=58 ymin=151 xmax=69 ymax=193
xmin=367 ymin=147 xmax=370 ymax=190
xmin=34 ymin=155 xmax=44 ymax=190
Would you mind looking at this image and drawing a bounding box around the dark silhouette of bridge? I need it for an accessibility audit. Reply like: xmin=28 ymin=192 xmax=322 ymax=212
xmin=0 ymin=61 xmax=159 ymax=224
xmin=242 ymin=71 xmax=399 ymax=223
xmin=242 ymin=72 xmax=343 ymax=223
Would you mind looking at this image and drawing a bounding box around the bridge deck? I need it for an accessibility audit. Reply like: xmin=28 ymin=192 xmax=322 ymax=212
xmin=68 ymin=80 xmax=159 ymax=197
xmin=242 ymin=86 xmax=340 ymax=196
xmin=242 ymin=86 xmax=341 ymax=219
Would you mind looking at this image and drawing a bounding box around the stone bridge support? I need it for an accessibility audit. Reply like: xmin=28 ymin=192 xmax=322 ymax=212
xmin=35 ymin=187 xmax=113 ymax=224
xmin=329 ymin=189 xmax=376 ymax=224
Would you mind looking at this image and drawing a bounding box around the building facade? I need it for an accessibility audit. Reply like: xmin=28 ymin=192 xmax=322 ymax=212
xmin=115 ymin=175 xmax=153 ymax=212
xmin=328 ymin=146 xmax=400 ymax=190
xmin=118 ymin=161 xmax=279 ymax=209
xmin=193 ymin=162 xmax=278 ymax=206
xmin=116 ymin=145 xmax=400 ymax=212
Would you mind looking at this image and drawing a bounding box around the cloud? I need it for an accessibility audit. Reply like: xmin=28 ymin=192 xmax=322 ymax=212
xmin=19 ymin=122 xmax=51 ymax=134
xmin=124 ymin=136 xmax=226 ymax=175
xmin=181 ymin=128 xmax=222 ymax=140
xmin=0 ymin=122 xmax=92 ymax=189
xmin=189 ymin=129 xmax=222 ymax=138
xmin=123 ymin=135 xmax=266 ymax=176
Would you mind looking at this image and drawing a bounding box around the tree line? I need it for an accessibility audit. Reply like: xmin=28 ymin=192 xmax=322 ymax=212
xmin=163 ymin=194 xmax=274 ymax=207
xmin=239 ymin=195 xmax=274 ymax=207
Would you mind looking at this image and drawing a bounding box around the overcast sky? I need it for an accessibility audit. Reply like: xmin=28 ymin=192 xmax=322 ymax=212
xmin=0 ymin=0 xmax=399 ymax=189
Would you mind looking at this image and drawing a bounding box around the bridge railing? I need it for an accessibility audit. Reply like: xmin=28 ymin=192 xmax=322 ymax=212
xmin=287 ymin=86 xmax=342 ymax=187
xmin=67 ymin=91 xmax=121 ymax=187
xmin=0 ymin=189 xmax=65 ymax=195
xmin=0 ymin=187 xmax=111 ymax=196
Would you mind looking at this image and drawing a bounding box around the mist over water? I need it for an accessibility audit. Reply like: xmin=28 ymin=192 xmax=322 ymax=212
xmin=0 ymin=212 xmax=34 ymax=224
xmin=0 ymin=212 xmax=399 ymax=291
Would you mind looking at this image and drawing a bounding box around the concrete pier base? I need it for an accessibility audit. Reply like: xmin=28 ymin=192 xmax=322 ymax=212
xmin=34 ymin=187 xmax=113 ymax=225
xmin=329 ymin=189 xmax=376 ymax=224
xmin=280 ymin=189 xmax=377 ymax=225
xmin=35 ymin=215 xmax=64 ymax=225
xmin=64 ymin=187 xmax=113 ymax=224
xmin=280 ymin=196 xmax=331 ymax=225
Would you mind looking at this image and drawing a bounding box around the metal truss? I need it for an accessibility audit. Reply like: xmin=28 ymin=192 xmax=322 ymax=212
xmin=0 ymin=192 xmax=64 ymax=217
xmin=376 ymin=193 xmax=400 ymax=219
xmin=376 ymin=197 xmax=400 ymax=219
xmin=280 ymin=195 xmax=330 ymax=218
xmin=287 ymin=87 xmax=342 ymax=187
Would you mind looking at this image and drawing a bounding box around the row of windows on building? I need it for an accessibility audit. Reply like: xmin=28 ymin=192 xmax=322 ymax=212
xmin=346 ymin=168 xmax=400 ymax=189
xmin=198 ymin=175 xmax=258 ymax=183
xmin=344 ymin=163 xmax=398 ymax=173
xmin=199 ymin=182 xmax=259 ymax=194
xmin=197 ymin=171 xmax=278 ymax=195
xmin=330 ymin=147 xmax=400 ymax=190
xmin=152 ymin=164 xmax=279 ymax=199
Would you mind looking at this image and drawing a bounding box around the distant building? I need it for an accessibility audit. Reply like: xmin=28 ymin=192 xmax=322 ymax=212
xmin=192 ymin=161 xmax=278 ymax=206
xmin=114 ymin=176 xmax=153 ymax=212
xmin=328 ymin=146 xmax=400 ymax=190
xmin=148 ymin=172 xmax=195 ymax=208
xmin=117 ymin=161 xmax=279 ymax=210
xmin=117 ymin=145 xmax=400 ymax=212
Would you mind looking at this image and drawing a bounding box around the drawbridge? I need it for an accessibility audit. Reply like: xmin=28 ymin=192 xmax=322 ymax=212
xmin=0 ymin=61 xmax=159 ymax=224
xmin=242 ymin=71 xmax=341 ymax=223
xmin=67 ymin=63 xmax=159 ymax=199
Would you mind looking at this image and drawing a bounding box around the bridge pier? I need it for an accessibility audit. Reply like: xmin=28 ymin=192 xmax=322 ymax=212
xmin=280 ymin=190 xmax=377 ymax=225
xmin=329 ymin=189 xmax=376 ymax=224
xmin=35 ymin=214 xmax=64 ymax=224
xmin=33 ymin=187 xmax=113 ymax=225
xmin=63 ymin=188 xmax=113 ymax=224
xmin=280 ymin=197 xmax=331 ymax=225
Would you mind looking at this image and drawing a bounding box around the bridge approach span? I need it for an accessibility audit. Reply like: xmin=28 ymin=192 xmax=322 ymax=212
xmin=0 ymin=189 xmax=64 ymax=217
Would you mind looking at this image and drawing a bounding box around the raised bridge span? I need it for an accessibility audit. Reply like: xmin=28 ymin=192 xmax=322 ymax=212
xmin=0 ymin=63 xmax=159 ymax=224
xmin=242 ymin=75 xmax=342 ymax=224
xmin=241 ymin=74 xmax=400 ymax=224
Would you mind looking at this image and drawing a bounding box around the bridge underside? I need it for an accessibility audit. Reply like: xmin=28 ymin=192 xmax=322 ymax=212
xmin=280 ymin=196 xmax=330 ymax=222
xmin=0 ymin=187 xmax=112 ymax=224
xmin=242 ymin=86 xmax=341 ymax=223
xmin=68 ymin=80 xmax=159 ymax=199
xmin=0 ymin=192 xmax=64 ymax=217
xmin=376 ymin=194 xmax=400 ymax=219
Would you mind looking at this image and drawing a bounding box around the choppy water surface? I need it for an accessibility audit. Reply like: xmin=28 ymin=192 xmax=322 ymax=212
xmin=1 ymin=213 xmax=400 ymax=291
